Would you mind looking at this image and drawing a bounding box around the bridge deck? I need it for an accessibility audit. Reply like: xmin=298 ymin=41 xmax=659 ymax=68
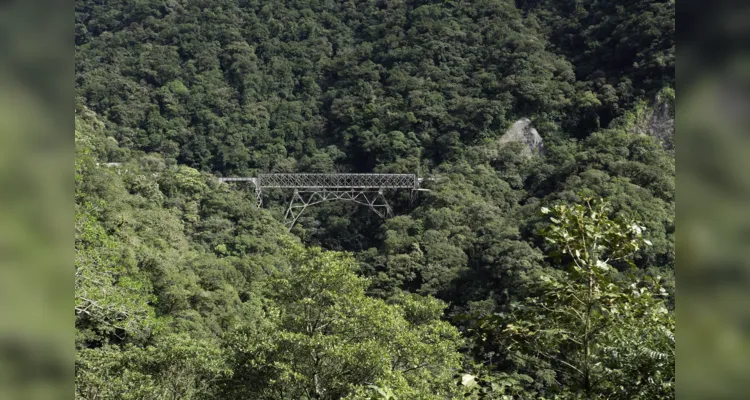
xmin=219 ymin=173 xmax=419 ymax=189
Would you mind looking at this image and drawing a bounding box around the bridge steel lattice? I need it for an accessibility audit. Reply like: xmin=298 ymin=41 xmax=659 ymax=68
xmin=218 ymin=173 xmax=425 ymax=230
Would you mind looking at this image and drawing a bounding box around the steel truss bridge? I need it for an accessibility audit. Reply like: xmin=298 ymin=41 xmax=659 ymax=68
xmin=218 ymin=173 xmax=428 ymax=229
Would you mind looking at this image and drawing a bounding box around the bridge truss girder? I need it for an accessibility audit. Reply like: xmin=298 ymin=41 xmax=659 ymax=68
xmin=283 ymin=189 xmax=394 ymax=230
xmin=218 ymin=174 xmax=432 ymax=230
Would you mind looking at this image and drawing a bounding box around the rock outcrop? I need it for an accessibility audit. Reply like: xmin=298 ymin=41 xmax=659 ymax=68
xmin=629 ymin=90 xmax=675 ymax=152
xmin=498 ymin=118 xmax=545 ymax=157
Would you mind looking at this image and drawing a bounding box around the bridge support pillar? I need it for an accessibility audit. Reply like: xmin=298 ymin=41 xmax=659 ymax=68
xmin=255 ymin=186 xmax=263 ymax=208
xmin=283 ymin=188 xmax=393 ymax=230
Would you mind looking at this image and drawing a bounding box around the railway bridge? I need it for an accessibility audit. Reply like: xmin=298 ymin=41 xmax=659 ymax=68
xmin=218 ymin=173 xmax=430 ymax=229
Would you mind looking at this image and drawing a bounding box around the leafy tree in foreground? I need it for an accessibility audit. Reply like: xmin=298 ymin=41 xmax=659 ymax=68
xmin=222 ymin=242 xmax=466 ymax=400
xmin=467 ymin=198 xmax=674 ymax=399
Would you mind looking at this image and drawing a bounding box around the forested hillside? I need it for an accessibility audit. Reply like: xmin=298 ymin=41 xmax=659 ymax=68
xmin=75 ymin=0 xmax=675 ymax=398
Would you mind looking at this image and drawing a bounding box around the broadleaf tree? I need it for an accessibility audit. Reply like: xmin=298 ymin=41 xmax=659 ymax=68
xmin=465 ymin=197 xmax=674 ymax=399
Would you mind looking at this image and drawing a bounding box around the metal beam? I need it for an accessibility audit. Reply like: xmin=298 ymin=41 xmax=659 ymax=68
xmin=218 ymin=174 xmax=427 ymax=189
xmin=258 ymin=173 xmax=416 ymax=189
xmin=283 ymin=189 xmax=393 ymax=229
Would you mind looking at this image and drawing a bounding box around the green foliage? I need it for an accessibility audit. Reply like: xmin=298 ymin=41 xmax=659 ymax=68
xmin=75 ymin=118 xmax=159 ymax=344
xmin=75 ymin=200 xmax=159 ymax=342
xmin=466 ymin=198 xmax=674 ymax=399
xmin=539 ymin=198 xmax=651 ymax=269
xmin=223 ymin=243 xmax=465 ymax=399
xmin=75 ymin=114 xmax=289 ymax=396
xmin=74 ymin=0 xmax=669 ymax=174
xmin=75 ymin=113 xmax=472 ymax=397
xmin=363 ymin=384 xmax=397 ymax=400
xmin=76 ymin=333 xmax=230 ymax=400
xmin=74 ymin=0 xmax=674 ymax=397
xmin=522 ymin=130 xmax=675 ymax=271
xmin=518 ymin=0 xmax=674 ymax=134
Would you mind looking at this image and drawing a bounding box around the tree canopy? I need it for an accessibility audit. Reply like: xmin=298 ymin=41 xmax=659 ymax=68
xmin=75 ymin=0 xmax=674 ymax=397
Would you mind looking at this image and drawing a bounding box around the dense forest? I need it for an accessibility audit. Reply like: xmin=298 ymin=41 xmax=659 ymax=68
xmin=75 ymin=0 xmax=675 ymax=398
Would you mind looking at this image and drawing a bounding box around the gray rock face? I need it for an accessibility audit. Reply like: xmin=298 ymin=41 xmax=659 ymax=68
xmin=498 ymin=118 xmax=545 ymax=156
xmin=629 ymin=93 xmax=675 ymax=152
